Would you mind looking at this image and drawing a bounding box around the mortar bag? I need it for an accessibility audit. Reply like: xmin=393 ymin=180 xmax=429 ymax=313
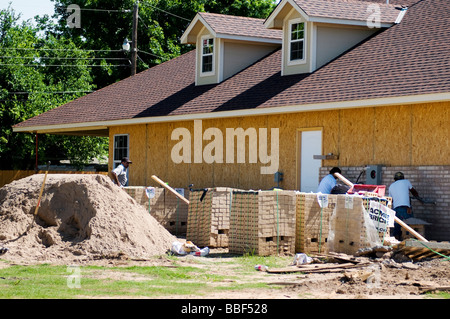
xmin=183 ymin=241 xmax=200 ymax=253
xmin=293 ymin=253 xmax=312 ymax=265
xmin=171 ymin=241 xmax=188 ymax=255
xmin=193 ymin=247 xmax=209 ymax=257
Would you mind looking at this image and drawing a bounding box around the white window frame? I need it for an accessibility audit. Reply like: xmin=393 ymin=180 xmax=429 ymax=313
xmin=113 ymin=134 xmax=129 ymax=169
xmin=288 ymin=19 xmax=306 ymax=65
xmin=200 ymin=36 xmax=215 ymax=76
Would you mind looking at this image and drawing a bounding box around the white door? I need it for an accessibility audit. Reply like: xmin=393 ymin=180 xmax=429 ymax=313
xmin=300 ymin=130 xmax=322 ymax=192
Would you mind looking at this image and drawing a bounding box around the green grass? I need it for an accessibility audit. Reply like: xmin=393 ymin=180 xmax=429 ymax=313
xmin=0 ymin=255 xmax=284 ymax=299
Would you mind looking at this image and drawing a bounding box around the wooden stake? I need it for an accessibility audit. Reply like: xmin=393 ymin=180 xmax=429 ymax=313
xmin=151 ymin=175 xmax=189 ymax=205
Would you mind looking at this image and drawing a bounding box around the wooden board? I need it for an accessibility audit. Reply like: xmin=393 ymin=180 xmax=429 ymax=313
xmin=397 ymin=240 xmax=450 ymax=261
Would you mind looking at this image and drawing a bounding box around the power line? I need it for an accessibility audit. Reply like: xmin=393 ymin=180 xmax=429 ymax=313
xmin=140 ymin=2 xmax=191 ymax=21
xmin=137 ymin=49 xmax=165 ymax=59
xmin=137 ymin=54 xmax=149 ymax=68
xmin=0 ymin=63 xmax=130 ymax=67
xmin=1 ymin=48 xmax=124 ymax=53
xmin=56 ymin=3 xmax=191 ymax=22
xmin=0 ymin=56 xmax=128 ymax=61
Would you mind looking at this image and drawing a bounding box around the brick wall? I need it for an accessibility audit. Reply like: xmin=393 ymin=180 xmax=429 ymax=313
xmin=320 ymin=166 xmax=450 ymax=241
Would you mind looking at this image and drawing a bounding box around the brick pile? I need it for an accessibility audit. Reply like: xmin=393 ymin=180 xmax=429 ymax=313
xmin=295 ymin=193 xmax=336 ymax=255
xmin=124 ymin=186 xmax=188 ymax=235
xmin=186 ymin=188 xmax=232 ymax=248
xmin=229 ymin=190 xmax=296 ymax=256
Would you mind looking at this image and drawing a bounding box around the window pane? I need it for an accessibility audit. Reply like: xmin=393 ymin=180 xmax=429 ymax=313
xmin=202 ymin=38 xmax=213 ymax=54
xmin=202 ymin=55 xmax=213 ymax=72
xmin=291 ymin=23 xmax=304 ymax=41
xmin=290 ymin=41 xmax=304 ymax=60
xmin=114 ymin=135 xmax=128 ymax=161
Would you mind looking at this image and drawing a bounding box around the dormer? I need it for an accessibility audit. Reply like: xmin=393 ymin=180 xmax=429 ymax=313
xmin=264 ymin=0 xmax=407 ymax=75
xmin=181 ymin=12 xmax=282 ymax=86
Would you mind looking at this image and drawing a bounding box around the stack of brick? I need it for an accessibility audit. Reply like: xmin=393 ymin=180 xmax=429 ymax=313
xmin=123 ymin=186 xmax=188 ymax=235
xmin=328 ymin=196 xmax=368 ymax=255
xmin=186 ymin=188 xmax=232 ymax=248
xmin=295 ymin=193 xmax=392 ymax=255
xmin=162 ymin=188 xmax=189 ymax=235
xmin=295 ymin=193 xmax=337 ymax=255
xmin=229 ymin=190 xmax=296 ymax=256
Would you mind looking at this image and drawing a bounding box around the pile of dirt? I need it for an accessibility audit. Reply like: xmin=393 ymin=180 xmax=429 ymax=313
xmin=0 ymin=174 xmax=176 ymax=264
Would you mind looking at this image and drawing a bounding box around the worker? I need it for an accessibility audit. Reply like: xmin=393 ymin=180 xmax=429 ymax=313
xmin=317 ymin=167 xmax=341 ymax=194
xmin=111 ymin=157 xmax=132 ymax=187
xmin=389 ymin=172 xmax=420 ymax=239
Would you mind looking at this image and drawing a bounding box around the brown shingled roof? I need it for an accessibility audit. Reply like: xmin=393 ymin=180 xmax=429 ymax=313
xmin=292 ymin=0 xmax=402 ymax=23
xmin=198 ymin=12 xmax=282 ymax=41
xmin=13 ymin=0 xmax=450 ymax=133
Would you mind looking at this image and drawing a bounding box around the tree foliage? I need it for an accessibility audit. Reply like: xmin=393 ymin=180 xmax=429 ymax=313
xmin=0 ymin=0 xmax=277 ymax=170
xmin=52 ymin=0 xmax=277 ymax=85
xmin=0 ymin=6 xmax=107 ymax=170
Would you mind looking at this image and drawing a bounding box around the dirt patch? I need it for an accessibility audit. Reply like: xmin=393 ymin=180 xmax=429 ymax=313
xmin=150 ymin=251 xmax=449 ymax=299
xmin=0 ymin=174 xmax=448 ymax=299
xmin=0 ymin=174 xmax=175 ymax=264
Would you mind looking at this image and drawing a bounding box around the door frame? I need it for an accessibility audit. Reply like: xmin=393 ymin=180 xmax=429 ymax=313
xmin=296 ymin=127 xmax=323 ymax=191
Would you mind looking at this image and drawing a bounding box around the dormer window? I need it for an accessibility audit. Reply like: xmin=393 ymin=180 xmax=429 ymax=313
xmin=289 ymin=20 xmax=305 ymax=63
xmin=201 ymin=37 xmax=214 ymax=74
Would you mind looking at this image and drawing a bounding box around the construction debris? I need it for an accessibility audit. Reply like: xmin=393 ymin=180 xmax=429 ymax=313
xmin=395 ymin=239 xmax=450 ymax=261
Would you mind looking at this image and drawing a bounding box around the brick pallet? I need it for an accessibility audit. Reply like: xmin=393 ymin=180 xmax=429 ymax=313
xmin=229 ymin=190 xmax=296 ymax=256
xmin=328 ymin=196 xmax=369 ymax=255
xmin=296 ymin=194 xmax=392 ymax=255
xmin=124 ymin=186 xmax=188 ymax=235
xmin=186 ymin=188 xmax=232 ymax=248
xmin=295 ymin=193 xmax=336 ymax=255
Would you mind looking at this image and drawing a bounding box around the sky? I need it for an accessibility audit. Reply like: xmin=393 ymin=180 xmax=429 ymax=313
xmin=2 ymin=0 xmax=56 ymax=23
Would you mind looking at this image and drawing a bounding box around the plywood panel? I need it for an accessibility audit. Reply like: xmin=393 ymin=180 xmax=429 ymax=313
xmin=109 ymin=101 xmax=449 ymax=190
xmin=208 ymin=118 xmax=241 ymax=188
xmin=128 ymin=124 xmax=147 ymax=186
xmin=412 ymin=102 xmax=450 ymax=165
xmin=167 ymin=121 xmax=192 ymax=188
xmin=147 ymin=122 xmax=169 ymax=187
xmin=339 ymin=108 xmax=375 ymax=166
xmin=374 ymin=105 xmax=411 ymax=166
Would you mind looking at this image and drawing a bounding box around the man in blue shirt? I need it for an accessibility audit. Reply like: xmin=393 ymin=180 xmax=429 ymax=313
xmin=389 ymin=171 xmax=420 ymax=239
xmin=317 ymin=167 xmax=341 ymax=194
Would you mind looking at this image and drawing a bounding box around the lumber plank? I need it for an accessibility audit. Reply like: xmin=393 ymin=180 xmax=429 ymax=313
xmin=266 ymin=262 xmax=370 ymax=274
xmin=151 ymin=175 xmax=189 ymax=205
xmin=403 ymin=240 xmax=450 ymax=250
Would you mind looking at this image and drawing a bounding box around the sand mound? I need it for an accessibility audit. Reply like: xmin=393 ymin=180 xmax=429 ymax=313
xmin=0 ymin=174 xmax=175 ymax=264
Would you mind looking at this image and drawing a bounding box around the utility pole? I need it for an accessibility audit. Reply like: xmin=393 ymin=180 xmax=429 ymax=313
xmin=131 ymin=1 xmax=139 ymax=76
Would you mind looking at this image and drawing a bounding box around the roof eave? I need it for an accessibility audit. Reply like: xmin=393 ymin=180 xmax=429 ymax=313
xmin=309 ymin=16 xmax=394 ymax=28
xmin=13 ymin=92 xmax=450 ymax=135
xmin=180 ymin=13 xmax=216 ymax=44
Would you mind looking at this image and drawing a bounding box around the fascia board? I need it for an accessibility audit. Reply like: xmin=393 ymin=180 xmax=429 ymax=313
xmin=13 ymin=93 xmax=450 ymax=134
xmin=215 ymin=33 xmax=282 ymax=44
xmin=180 ymin=13 xmax=216 ymax=44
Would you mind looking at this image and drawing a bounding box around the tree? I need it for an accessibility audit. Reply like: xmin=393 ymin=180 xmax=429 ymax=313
xmin=52 ymin=0 xmax=278 ymax=86
xmin=1 ymin=1 xmax=277 ymax=170
xmin=0 ymin=6 xmax=108 ymax=170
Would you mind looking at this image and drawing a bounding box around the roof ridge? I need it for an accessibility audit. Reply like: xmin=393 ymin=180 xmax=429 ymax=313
xmin=198 ymin=11 xmax=266 ymax=21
